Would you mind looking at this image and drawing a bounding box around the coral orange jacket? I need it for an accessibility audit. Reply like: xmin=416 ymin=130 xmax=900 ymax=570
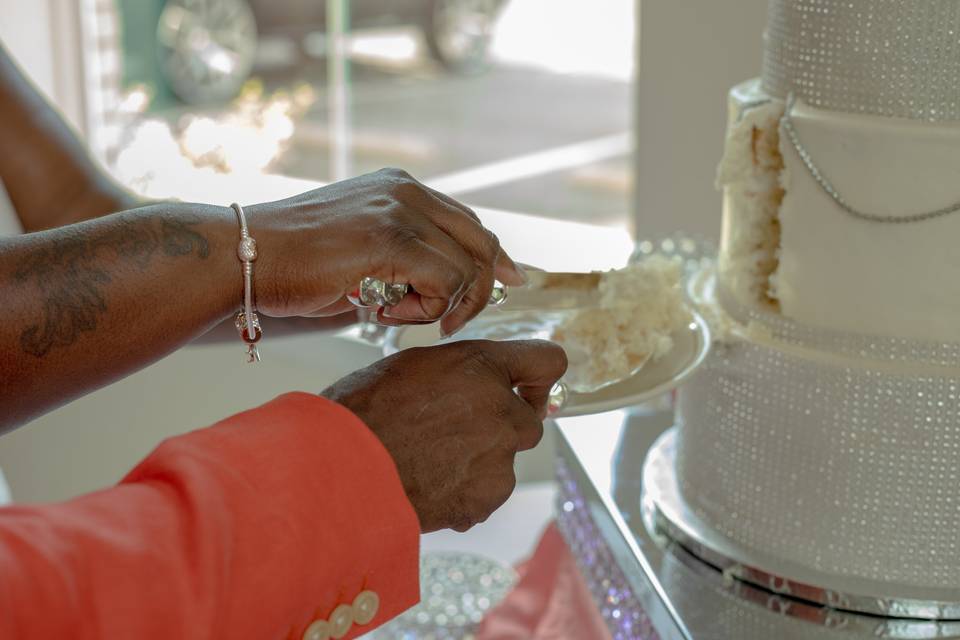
xmin=0 ymin=392 xmax=420 ymax=639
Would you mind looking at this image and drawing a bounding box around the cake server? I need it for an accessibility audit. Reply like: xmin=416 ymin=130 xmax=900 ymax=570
xmin=489 ymin=271 xmax=603 ymax=311
xmin=348 ymin=272 xmax=604 ymax=311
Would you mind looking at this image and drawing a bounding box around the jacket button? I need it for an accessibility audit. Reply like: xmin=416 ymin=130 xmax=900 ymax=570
xmin=302 ymin=619 xmax=331 ymax=640
xmin=352 ymin=590 xmax=380 ymax=625
xmin=329 ymin=604 xmax=354 ymax=639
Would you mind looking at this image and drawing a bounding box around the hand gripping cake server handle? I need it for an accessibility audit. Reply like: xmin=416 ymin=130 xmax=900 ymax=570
xmin=347 ymin=271 xmax=604 ymax=311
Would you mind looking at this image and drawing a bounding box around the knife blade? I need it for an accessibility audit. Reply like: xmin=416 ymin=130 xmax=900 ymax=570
xmin=491 ymin=271 xmax=603 ymax=311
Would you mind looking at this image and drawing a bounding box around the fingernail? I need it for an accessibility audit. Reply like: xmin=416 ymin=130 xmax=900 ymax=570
xmin=382 ymin=307 xmax=416 ymax=321
xmin=440 ymin=324 xmax=464 ymax=339
xmin=514 ymin=264 xmax=529 ymax=284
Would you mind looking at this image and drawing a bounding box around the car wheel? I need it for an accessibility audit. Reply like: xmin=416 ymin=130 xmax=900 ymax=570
xmin=156 ymin=0 xmax=258 ymax=105
xmin=423 ymin=0 xmax=503 ymax=74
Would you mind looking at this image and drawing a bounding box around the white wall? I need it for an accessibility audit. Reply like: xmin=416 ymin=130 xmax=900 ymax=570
xmin=0 ymin=0 xmax=57 ymax=95
xmin=632 ymin=0 xmax=768 ymax=239
xmin=0 ymin=335 xmax=383 ymax=503
xmin=0 ymin=0 xmax=87 ymax=133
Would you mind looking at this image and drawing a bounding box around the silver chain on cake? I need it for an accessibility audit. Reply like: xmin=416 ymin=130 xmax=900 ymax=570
xmin=781 ymin=93 xmax=960 ymax=224
xmin=759 ymin=0 xmax=960 ymax=223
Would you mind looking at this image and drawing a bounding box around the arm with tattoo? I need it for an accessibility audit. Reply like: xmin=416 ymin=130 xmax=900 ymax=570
xmin=0 ymin=204 xmax=237 ymax=431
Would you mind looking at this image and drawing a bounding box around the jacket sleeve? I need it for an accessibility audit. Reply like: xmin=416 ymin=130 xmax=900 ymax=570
xmin=0 ymin=392 xmax=421 ymax=640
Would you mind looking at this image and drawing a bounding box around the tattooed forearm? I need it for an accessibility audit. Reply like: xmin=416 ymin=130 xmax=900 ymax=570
xmin=14 ymin=213 xmax=209 ymax=357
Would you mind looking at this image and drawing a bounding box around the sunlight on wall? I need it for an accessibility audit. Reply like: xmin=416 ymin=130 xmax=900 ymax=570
xmin=333 ymin=2 xmax=636 ymax=79
xmin=492 ymin=0 xmax=634 ymax=81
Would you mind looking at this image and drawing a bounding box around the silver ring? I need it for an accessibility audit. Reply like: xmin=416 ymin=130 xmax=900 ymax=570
xmin=350 ymin=277 xmax=509 ymax=308
xmin=547 ymin=381 xmax=569 ymax=415
xmin=349 ymin=277 xmax=409 ymax=308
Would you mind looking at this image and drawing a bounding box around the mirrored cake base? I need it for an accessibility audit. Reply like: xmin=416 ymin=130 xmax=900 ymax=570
xmin=554 ymin=409 xmax=960 ymax=639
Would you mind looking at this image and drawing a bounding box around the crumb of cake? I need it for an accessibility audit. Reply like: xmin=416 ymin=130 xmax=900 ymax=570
xmin=550 ymin=255 xmax=691 ymax=392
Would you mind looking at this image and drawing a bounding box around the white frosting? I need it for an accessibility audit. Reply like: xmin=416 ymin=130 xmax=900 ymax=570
xmin=720 ymin=79 xmax=960 ymax=343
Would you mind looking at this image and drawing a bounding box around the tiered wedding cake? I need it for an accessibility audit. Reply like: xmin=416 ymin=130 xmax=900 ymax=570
xmin=660 ymin=0 xmax=960 ymax=618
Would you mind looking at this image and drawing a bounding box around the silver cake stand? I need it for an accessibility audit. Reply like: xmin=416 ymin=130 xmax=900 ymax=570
xmin=643 ymin=428 xmax=960 ymax=621
xmin=554 ymin=408 xmax=960 ymax=639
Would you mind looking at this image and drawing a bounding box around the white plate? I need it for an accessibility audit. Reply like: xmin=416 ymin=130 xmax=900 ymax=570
xmin=383 ymin=308 xmax=711 ymax=417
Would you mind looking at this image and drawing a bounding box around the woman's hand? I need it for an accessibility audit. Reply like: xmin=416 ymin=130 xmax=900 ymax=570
xmin=248 ymin=168 xmax=526 ymax=337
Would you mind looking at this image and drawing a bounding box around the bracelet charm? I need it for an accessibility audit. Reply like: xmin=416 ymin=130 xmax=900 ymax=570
xmin=234 ymin=311 xmax=262 ymax=362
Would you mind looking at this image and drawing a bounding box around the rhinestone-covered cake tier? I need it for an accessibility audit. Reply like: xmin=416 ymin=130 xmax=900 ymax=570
xmin=762 ymin=0 xmax=960 ymax=121
xmin=671 ymin=268 xmax=960 ymax=611
xmin=676 ymin=337 xmax=960 ymax=589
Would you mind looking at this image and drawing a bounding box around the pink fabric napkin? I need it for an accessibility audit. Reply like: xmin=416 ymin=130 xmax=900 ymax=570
xmin=476 ymin=522 xmax=612 ymax=640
